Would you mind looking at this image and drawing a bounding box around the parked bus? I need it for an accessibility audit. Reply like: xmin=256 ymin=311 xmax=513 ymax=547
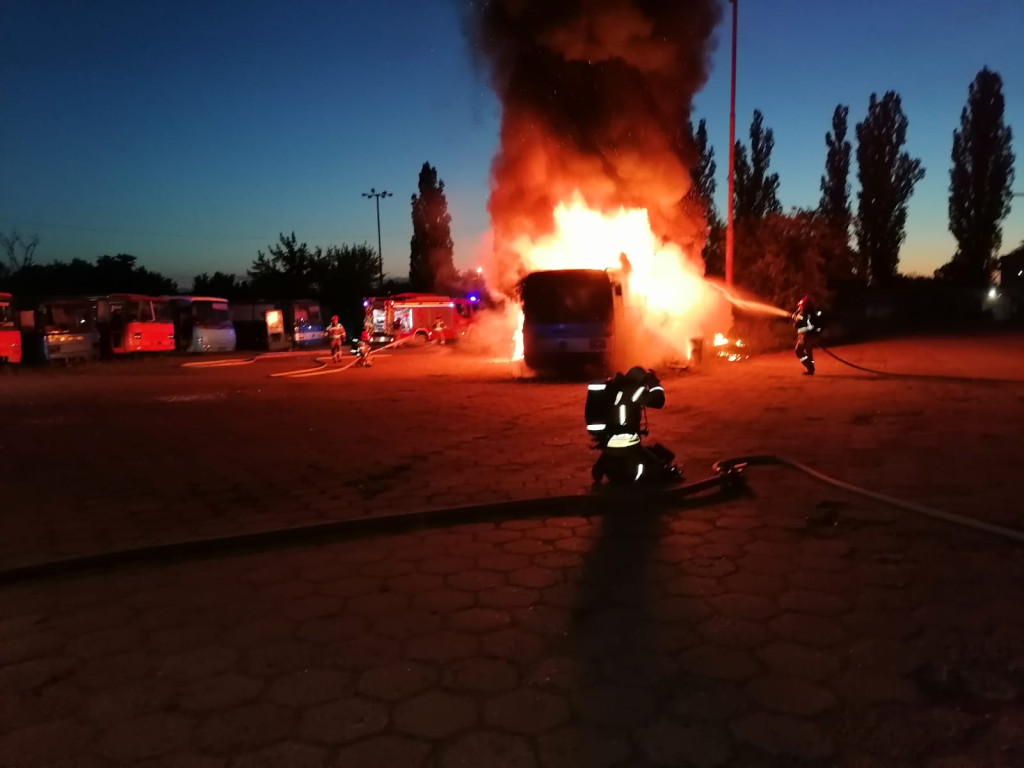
xmin=91 ymin=294 xmax=176 ymax=355
xmin=168 ymin=296 xmax=237 ymax=353
xmin=0 ymin=292 xmax=22 ymax=364
xmin=519 ymin=268 xmax=635 ymax=374
xmin=363 ymin=293 xmax=477 ymax=346
xmin=20 ymin=298 xmax=100 ymax=363
xmin=231 ymin=299 xmax=324 ymax=351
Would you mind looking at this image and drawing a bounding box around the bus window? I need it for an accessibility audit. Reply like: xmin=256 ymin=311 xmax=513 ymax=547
xmin=0 ymin=302 xmax=13 ymax=326
xmin=305 ymin=305 xmax=322 ymax=326
xmin=293 ymin=307 xmax=309 ymax=325
xmin=194 ymin=301 xmax=232 ymax=328
xmin=152 ymin=301 xmax=172 ymax=323
xmin=456 ymin=302 xmax=472 ymax=319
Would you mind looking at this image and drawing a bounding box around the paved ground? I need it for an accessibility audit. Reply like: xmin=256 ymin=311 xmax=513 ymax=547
xmin=2 ymin=333 xmax=1024 ymax=766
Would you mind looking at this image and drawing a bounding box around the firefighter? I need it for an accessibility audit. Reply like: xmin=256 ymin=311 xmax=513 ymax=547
xmin=585 ymin=366 xmax=681 ymax=485
xmin=432 ymin=314 xmax=447 ymax=345
xmin=351 ymin=336 xmax=372 ymax=367
xmin=326 ymin=315 xmax=347 ymax=363
xmin=792 ymin=296 xmax=822 ymax=375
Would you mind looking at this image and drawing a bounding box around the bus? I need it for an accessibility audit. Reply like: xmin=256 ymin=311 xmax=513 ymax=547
xmin=231 ymin=299 xmax=324 ymax=351
xmin=363 ymin=293 xmax=477 ymax=346
xmin=21 ymin=298 xmax=100 ymax=363
xmin=168 ymin=296 xmax=237 ymax=353
xmin=92 ymin=294 xmax=176 ymax=355
xmin=519 ymin=268 xmax=634 ymax=374
xmin=0 ymin=292 xmax=22 ymax=364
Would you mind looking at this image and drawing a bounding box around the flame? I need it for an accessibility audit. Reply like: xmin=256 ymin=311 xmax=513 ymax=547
xmin=512 ymin=309 xmax=524 ymax=361
xmin=713 ymin=333 xmax=729 ymax=347
xmin=507 ymin=193 xmax=726 ymax=363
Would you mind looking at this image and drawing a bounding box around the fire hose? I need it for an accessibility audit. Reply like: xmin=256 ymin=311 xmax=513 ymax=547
xmin=2 ymin=453 xmax=1022 ymax=586
xmin=270 ymin=337 xmax=407 ymax=378
xmin=819 ymin=343 xmax=1024 ymax=385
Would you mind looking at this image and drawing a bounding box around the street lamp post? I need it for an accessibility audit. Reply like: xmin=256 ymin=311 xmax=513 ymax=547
xmin=725 ymin=0 xmax=738 ymax=288
xmin=361 ymin=188 xmax=393 ymax=290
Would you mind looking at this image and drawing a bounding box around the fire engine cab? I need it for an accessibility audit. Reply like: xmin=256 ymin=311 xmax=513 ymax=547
xmin=363 ymin=293 xmax=478 ymax=346
xmin=0 ymin=292 xmax=22 ymax=364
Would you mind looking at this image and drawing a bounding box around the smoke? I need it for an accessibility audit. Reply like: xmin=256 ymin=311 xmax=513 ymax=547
xmin=462 ymin=0 xmax=724 ymax=294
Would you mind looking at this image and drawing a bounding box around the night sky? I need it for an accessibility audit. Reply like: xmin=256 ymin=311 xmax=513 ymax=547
xmin=2 ymin=0 xmax=1022 ymax=287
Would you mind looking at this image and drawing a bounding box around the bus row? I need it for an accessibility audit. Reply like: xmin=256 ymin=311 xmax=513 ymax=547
xmin=0 ymin=293 xmax=328 ymax=364
xmin=0 ymin=292 xmax=480 ymax=364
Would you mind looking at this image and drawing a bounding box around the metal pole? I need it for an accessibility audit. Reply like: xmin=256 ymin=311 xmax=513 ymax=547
xmin=375 ymin=197 xmax=383 ymax=290
xmin=725 ymin=0 xmax=737 ymax=288
xmin=362 ymin=188 xmax=392 ymax=292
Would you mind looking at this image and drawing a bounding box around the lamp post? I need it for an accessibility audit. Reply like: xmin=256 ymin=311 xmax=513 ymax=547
xmin=362 ymin=188 xmax=392 ymax=290
xmin=725 ymin=0 xmax=738 ymax=288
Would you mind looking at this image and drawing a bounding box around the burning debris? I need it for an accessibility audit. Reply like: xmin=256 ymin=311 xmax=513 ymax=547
xmin=712 ymin=332 xmax=749 ymax=362
xmin=462 ymin=0 xmax=730 ymax=366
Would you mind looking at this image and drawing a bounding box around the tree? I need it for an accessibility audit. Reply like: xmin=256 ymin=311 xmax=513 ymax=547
xmin=1 ymin=231 xmax=40 ymax=272
xmin=248 ymin=232 xmax=322 ymax=298
xmin=409 ymin=162 xmax=455 ymax=292
xmin=855 ymin=92 xmax=925 ymax=286
xmin=734 ymin=110 xmax=782 ymax=220
xmin=316 ymin=243 xmax=381 ymax=329
xmin=734 ymin=210 xmax=847 ymax=311
xmin=943 ymin=67 xmax=1016 ymax=288
xmin=687 ymin=119 xmax=723 ymax=275
xmin=192 ymin=271 xmax=247 ymax=298
xmin=819 ymin=104 xmax=852 ymax=233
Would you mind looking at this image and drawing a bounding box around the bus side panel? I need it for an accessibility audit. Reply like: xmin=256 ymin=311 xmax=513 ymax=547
xmin=0 ymin=329 xmax=21 ymax=363
xmin=125 ymin=321 xmax=175 ymax=353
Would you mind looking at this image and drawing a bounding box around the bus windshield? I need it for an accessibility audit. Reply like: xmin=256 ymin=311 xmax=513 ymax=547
xmin=43 ymin=303 xmax=95 ymax=332
xmin=521 ymin=271 xmax=614 ymax=325
xmin=0 ymin=302 xmax=12 ymax=327
xmin=192 ymin=300 xmax=232 ymax=328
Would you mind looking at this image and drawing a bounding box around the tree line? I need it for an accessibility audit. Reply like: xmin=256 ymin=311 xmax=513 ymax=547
xmin=688 ymin=66 xmax=1016 ymax=310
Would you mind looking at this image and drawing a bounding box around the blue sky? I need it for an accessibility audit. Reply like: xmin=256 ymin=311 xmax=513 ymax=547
xmin=1 ymin=0 xmax=1022 ymax=288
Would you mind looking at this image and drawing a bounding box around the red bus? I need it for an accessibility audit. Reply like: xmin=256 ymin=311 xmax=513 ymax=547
xmin=0 ymin=292 xmax=22 ymax=363
xmin=362 ymin=293 xmax=478 ymax=345
xmin=92 ymin=294 xmax=176 ymax=355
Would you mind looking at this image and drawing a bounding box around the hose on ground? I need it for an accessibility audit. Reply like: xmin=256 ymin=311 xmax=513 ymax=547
xmin=713 ymin=454 xmax=1024 ymax=545
xmin=819 ymin=344 xmax=1024 ymax=385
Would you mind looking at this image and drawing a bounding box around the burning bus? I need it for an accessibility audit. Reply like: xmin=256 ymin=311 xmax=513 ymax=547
xmin=0 ymin=292 xmax=22 ymax=364
xmin=231 ymin=299 xmax=324 ymax=351
xmin=363 ymin=293 xmax=477 ymax=346
xmin=518 ymin=268 xmax=637 ymax=374
xmin=21 ymin=298 xmax=100 ymax=363
xmin=168 ymin=296 xmax=237 ymax=353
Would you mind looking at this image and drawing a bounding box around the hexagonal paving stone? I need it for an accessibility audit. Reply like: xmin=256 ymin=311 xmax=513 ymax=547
xmin=298 ymin=696 xmax=389 ymax=744
xmin=97 ymin=712 xmax=195 ymax=763
xmin=708 ymin=592 xmax=781 ymax=621
xmin=195 ymin=702 xmax=292 ymax=754
xmin=443 ymin=657 xmax=520 ymax=693
xmin=158 ymin=646 xmax=237 ymax=681
xmin=571 ymin=685 xmax=656 ymax=727
xmin=232 ymin=741 xmax=327 ymax=768
xmin=671 ymin=681 xmax=748 ymax=721
xmin=394 ymin=689 xmax=478 ymax=739
xmin=756 ymin=642 xmax=841 ymax=681
xmin=485 ymin=689 xmax=569 ymax=734
xmin=679 ymin=644 xmax=760 ymax=681
xmin=634 ymin=719 xmax=732 ymax=767
xmin=731 ymin=712 xmax=835 ymax=762
xmin=479 ymin=586 xmax=540 ymax=609
xmin=266 ymin=668 xmax=350 ymax=707
xmin=482 ymin=628 xmax=545 ymax=663
xmin=831 ymin=669 xmax=921 ymax=704
xmin=442 ymin=730 xmax=536 ymax=768
xmin=358 ymin=661 xmax=437 ymax=700
xmin=414 ymin=589 xmax=475 ymax=613
xmin=0 ymin=719 xmax=94 ymax=766
xmin=537 ymin=725 xmax=632 ymax=768
xmin=697 ymin=615 xmax=770 ymax=648
xmin=334 ymin=734 xmax=432 ymax=768
xmin=779 ymin=589 xmax=851 ymax=616
xmin=509 ymin=566 xmax=562 ymax=589
xmin=178 ymin=673 xmax=264 ymax=713
xmin=769 ymin=612 xmax=847 ymax=647
xmin=449 ymin=607 xmax=514 ymax=634
xmin=448 ymin=569 xmax=505 ymax=592
xmin=345 ymin=591 xmax=410 ymax=616
xmin=747 ymin=675 xmax=839 ymax=716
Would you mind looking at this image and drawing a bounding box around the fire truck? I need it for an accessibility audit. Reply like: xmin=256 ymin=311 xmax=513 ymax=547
xmin=0 ymin=292 xmax=22 ymax=364
xmin=363 ymin=293 xmax=478 ymax=345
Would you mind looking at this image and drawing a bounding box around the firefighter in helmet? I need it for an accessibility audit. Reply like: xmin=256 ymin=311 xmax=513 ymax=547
xmin=432 ymin=314 xmax=447 ymax=345
xmin=792 ymin=296 xmax=823 ymax=375
xmin=325 ymin=315 xmax=347 ymax=363
xmin=585 ymin=366 xmax=681 ymax=485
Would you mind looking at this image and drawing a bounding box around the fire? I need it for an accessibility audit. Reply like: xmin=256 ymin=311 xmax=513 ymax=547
xmin=507 ymin=194 xmax=726 ymax=363
xmin=712 ymin=332 xmax=749 ymax=362
xmin=512 ymin=309 xmax=524 ymax=361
